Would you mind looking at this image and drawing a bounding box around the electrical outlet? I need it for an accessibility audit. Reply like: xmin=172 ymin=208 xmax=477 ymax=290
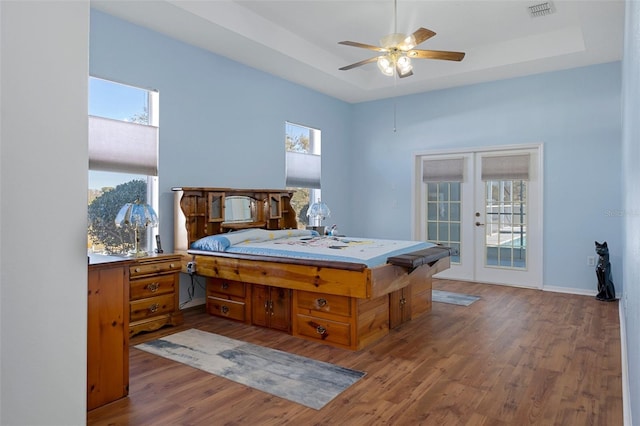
xmin=187 ymin=261 xmax=196 ymax=275
xmin=587 ymin=256 xmax=596 ymax=267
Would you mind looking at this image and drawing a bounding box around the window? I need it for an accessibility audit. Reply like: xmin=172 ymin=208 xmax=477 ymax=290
xmin=425 ymin=182 xmax=462 ymax=264
xmin=422 ymin=157 xmax=464 ymax=263
xmin=285 ymin=122 xmax=321 ymax=228
xmin=88 ymin=77 xmax=159 ymax=255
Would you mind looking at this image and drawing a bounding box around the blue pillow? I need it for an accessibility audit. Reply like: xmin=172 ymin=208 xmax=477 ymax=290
xmin=190 ymin=234 xmax=232 ymax=252
xmin=190 ymin=228 xmax=319 ymax=252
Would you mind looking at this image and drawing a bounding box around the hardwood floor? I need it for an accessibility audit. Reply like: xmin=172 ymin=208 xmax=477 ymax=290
xmin=88 ymin=279 xmax=623 ymax=425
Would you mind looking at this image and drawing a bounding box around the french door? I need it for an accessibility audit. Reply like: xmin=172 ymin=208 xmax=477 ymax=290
xmin=414 ymin=146 xmax=542 ymax=288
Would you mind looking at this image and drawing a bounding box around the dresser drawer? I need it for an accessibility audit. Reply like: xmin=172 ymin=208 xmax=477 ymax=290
xmin=130 ymin=258 xmax=180 ymax=278
xmin=207 ymin=296 xmax=246 ymax=322
xmin=295 ymin=314 xmax=352 ymax=347
xmin=130 ymin=274 xmax=175 ymax=300
xmin=130 ymin=294 xmax=175 ymax=322
xmin=208 ymin=278 xmax=246 ymax=298
xmin=296 ymin=291 xmax=352 ymax=318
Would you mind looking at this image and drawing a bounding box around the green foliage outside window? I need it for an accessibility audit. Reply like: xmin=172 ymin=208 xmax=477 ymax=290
xmin=88 ymin=179 xmax=147 ymax=254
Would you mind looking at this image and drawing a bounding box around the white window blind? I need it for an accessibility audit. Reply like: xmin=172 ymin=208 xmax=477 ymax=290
xmin=88 ymin=115 xmax=158 ymax=176
xmin=285 ymin=151 xmax=321 ymax=189
xmin=481 ymin=153 xmax=530 ymax=181
xmin=422 ymin=157 xmax=465 ymax=182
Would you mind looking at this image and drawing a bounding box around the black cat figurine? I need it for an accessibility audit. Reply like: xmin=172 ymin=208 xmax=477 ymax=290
xmin=595 ymin=241 xmax=616 ymax=301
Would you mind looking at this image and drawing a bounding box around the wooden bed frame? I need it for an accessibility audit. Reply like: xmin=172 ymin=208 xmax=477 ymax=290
xmin=173 ymin=187 xmax=450 ymax=351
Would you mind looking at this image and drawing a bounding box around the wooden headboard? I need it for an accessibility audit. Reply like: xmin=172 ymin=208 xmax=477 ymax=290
xmin=172 ymin=187 xmax=298 ymax=251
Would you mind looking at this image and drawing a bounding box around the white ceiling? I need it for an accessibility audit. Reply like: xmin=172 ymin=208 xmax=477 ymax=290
xmin=91 ymin=0 xmax=625 ymax=104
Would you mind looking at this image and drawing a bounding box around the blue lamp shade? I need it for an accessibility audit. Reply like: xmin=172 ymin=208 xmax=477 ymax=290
xmin=115 ymin=201 xmax=158 ymax=257
xmin=115 ymin=202 xmax=158 ymax=230
xmin=307 ymin=200 xmax=331 ymax=227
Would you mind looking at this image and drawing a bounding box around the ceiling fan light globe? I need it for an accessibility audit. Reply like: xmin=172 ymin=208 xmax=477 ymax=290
xmin=377 ymin=56 xmax=395 ymax=76
xmin=397 ymin=55 xmax=413 ymax=74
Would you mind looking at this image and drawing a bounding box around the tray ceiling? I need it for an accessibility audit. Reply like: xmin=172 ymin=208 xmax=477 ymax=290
xmin=92 ymin=0 xmax=624 ymax=103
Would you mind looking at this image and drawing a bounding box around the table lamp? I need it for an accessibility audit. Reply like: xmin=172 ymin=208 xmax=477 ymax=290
xmin=115 ymin=200 xmax=158 ymax=257
xmin=306 ymin=199 xmax=331 ymax=235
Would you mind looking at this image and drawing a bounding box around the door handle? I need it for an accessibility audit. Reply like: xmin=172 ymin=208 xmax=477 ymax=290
xmin=475 ymin=212 xmax=484 ymax=226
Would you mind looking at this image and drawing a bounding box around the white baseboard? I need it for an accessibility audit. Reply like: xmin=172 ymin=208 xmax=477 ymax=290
xmin=180 ymin=297 xmax=206 ymax=310
xmin=619 ymin=300 xmax=632 ymax=426
xmin=542 ymin=285 xmax=597 ymax=297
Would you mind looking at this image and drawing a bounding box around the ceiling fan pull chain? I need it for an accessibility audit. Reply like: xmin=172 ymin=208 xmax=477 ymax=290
xmin=393 ymin=101 xmax=397 ymax=133
xmin=393 ymin=73 xmax=398 ymax=132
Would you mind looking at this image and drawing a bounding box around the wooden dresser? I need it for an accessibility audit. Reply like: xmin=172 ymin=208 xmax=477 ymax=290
xmin=129 ymin=254 xmax=183 ymax=337
xmin=87 ymin=253 xmax=184 ymax=411
xmin=87 ymin=255 xmax=132 ymax=411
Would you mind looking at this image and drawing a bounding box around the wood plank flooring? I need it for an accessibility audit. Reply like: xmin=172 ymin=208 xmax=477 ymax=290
xmin=88 ymin=279 xmax=623 ymax=425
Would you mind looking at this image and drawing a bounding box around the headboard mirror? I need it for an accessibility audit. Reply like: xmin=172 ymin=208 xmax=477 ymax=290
xmin=224 ymin=196 xmax=255 ymax=223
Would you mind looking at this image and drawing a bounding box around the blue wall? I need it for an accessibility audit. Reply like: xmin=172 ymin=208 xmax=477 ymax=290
xmin=90 ymin=10 xmax=622 ymax=297
xmin=90 ymin=10 xmax=353 ymax=255
xmin=350 ymin=63 xmax=622 ymax=294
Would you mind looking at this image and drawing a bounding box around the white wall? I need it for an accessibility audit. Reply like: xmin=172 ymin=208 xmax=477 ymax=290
xmin=622 ymin=0 xmax=640 ymax=423
xmin=0 ymin=2 xmax=89 ymax=424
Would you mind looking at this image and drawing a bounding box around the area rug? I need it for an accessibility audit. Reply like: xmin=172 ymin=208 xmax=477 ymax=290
xmin=135 ymin=328 xmax=365 ymax=410
xmin=432 ymin=290 xmax=481 ymax=306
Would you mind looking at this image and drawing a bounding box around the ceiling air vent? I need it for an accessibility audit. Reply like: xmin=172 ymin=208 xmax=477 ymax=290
xmin=528 ymin=2 xmax=555 ymax=17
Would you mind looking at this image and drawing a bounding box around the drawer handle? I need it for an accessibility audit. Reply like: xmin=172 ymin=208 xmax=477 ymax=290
xmin=221 ymin=305 xmax=229 ymax=314
xmin=316 ymin=298 xmax=327 ymax=308
xmin=146 ymin=283 xmax=160 ymax=292
xmin=135 ymin=267 xmax=141 ymax=273
xmin=221 ymin=282 xmax=229 ymax=290
xmin=170 ymin=263 xmax=175 ymax=268
xmin=316 ymin=325 xmax=327 ymax=335
xmin=148 ymin=303 xmax=159 ymax=313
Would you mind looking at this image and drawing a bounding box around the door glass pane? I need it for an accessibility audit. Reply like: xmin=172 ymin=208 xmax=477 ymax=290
xmin=450 ymin=222 xmax=460 ymax=241
xmin=439 ymin=203 xmax=449 ymax=220
xmin=450 ymin=182 xmax=460 ymax=201
xmin=450 ymin=203 xmax=461 ymax=221
xmin=427 ymin=203 xmax=437 ymax=220
xmin=484 ymin=180 xmax=527 ymax=269
xmin=425 ymin=181 xmax=461 ymax=263
xmin=427 ymin=183 xmax=438 ymax=201
xmin=438 ymin=223 xmax=449 ymax=241
xmin=438 ymin=182 xmax=449 ymax=201
xmin=427 ymin=222 xmax=438 ymax=240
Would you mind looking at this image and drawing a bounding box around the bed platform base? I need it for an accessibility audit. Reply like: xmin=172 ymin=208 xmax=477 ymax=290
xmin=173 ymin=187 xmax=451 ymax=351
xmin=180 ymin=247 xmax=450 ymax=351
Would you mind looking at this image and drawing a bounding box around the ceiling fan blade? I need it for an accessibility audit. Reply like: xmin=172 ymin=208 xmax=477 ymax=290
xmin=411 ymin=28 xmax=436 ymax=46
xmin=339 ymin=56 xmax=380 ymax=71
xmin=338 ymin=40 xmax=389 ymax=53
xmin=407 ymin=49 xmax=466 ymax=61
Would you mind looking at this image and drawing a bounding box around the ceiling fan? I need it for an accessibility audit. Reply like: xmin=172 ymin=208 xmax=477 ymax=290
xmin=338 ymin=1 xmax=465 ymax=78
